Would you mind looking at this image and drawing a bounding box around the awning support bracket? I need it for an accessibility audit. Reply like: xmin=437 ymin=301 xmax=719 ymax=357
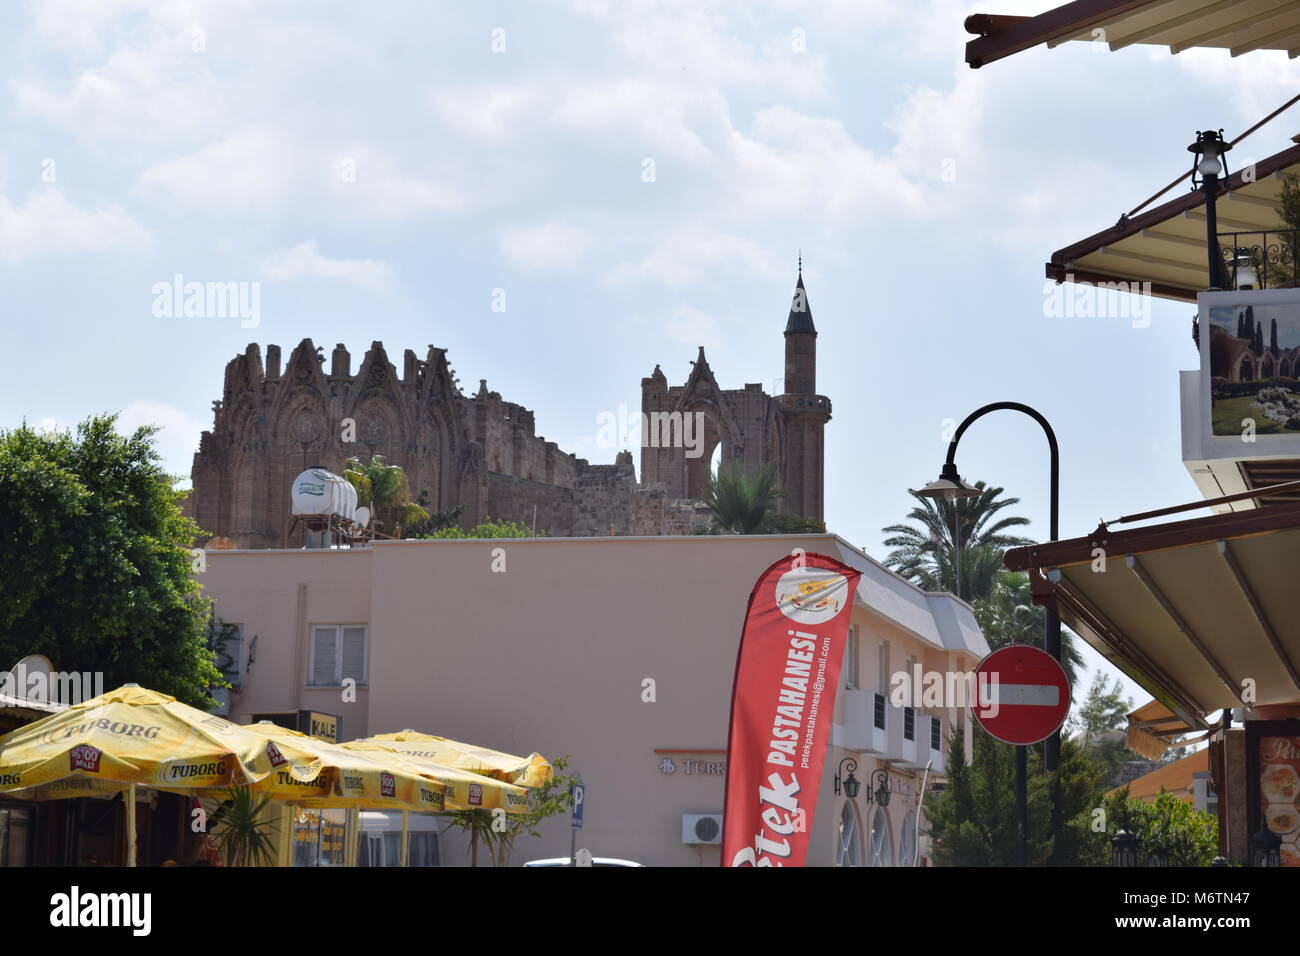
xmin=1125 ymin=554 xmax=1241 ymax=701
xmin=1215 ymin=539 xmax=1300 ymax=694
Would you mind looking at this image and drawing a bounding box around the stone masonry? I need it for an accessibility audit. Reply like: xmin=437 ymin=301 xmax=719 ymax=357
xmin=189 ymin=268 xmax=830 ymax=546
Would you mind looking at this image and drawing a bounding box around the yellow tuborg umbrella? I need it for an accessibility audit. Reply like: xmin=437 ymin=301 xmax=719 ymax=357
xmin=0 ymin=684 xmax=323 ymax=865
xmin=358 ymin=731 xmax=552 ymax=789
xmin=338 ymin=739 xmax=531 ymax=814
xmin=241 ymin=722 xmax=448 ymax=814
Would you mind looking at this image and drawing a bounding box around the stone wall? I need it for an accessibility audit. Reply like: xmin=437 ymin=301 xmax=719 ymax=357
xmin=485 ymin=472 xmax=577 ymax=536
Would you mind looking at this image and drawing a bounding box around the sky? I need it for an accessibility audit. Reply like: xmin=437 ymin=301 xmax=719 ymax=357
xmin=3 ymin=0 xmax=1299 ymax=711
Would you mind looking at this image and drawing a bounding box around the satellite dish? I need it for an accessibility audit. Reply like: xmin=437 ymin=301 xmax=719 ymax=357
xmin=354 ymin=506 xmax=371 ymax=529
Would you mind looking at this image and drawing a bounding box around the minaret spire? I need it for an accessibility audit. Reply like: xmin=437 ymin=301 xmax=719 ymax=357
xmin=785 ymin=257 xmax=815 ymax=334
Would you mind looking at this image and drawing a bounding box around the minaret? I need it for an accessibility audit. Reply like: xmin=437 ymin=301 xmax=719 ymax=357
xmin=778 ymin=256 xmax=831 ymax=524
xmin=784 ymin=254 xmax=817 ymax=394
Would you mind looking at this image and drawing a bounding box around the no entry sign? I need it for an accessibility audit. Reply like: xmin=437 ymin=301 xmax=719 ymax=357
xmin=971 ymin=645 xmax=1070 ymax=746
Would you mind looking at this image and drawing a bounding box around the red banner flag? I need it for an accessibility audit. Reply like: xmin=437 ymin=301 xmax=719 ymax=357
xmin=721 ymin=551 xmax=861 ymax=867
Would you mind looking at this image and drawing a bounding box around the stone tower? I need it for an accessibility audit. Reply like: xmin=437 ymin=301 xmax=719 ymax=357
xmin=637 ymin=263 xmax=831 ymax=525
xmin=778 ymin=261 xmax=831 ymax=521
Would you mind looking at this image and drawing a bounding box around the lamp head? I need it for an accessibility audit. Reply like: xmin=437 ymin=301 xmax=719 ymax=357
xmin=1188 ymin=129 xmax=1230 ymax=182
xmin=916 ymin=462 xmax=981 ymax=502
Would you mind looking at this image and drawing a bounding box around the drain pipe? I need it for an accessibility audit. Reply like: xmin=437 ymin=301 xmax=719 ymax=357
xmin=914 ymin=760 xmax=933 ymax=867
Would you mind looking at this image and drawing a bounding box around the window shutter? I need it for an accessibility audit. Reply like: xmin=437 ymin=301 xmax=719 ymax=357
xmin=312 ymin=627 xmax=338 ymax=685
xmin=341 ymin=627 xmax=367 ymax=684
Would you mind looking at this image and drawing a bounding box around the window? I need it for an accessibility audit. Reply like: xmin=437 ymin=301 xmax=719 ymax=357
xmin=291 ymin=807 xmax=347 ymax=867
xmin=904 ymin=707 xmax=915 ymax=742
xmin=877 ymin=641 xmax=889 ymax=696
xmin=357 ymin=812 xmax=441 ymax=867
xmin=0 ymin=805 xmax=32 ymax=867
xmin=873 ymin=692 xmax=886 ymax=731
xmin=930 ymin=715 xmax=942 ymax=752
xmin=310 ymin=625 xmax=367 ymax=686
xmin=844 ymin=625 xmax=860 ymax=689
xmin=836 ymin=801 xmax=863 ymax=867
xmin=868 ymin=808 xmax=894 ymax=867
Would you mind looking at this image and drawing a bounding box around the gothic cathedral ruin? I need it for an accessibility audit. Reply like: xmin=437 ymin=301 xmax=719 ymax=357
xmin=189 ymin=267 xmax=830 ymax=546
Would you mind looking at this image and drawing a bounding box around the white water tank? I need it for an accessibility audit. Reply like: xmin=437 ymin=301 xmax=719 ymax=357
xmin=290 ymin=468 xmax=357 ymax=523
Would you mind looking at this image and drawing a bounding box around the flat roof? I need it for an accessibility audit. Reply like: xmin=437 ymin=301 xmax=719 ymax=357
xmin=966 ymin=0 xmax=1300 ymax=68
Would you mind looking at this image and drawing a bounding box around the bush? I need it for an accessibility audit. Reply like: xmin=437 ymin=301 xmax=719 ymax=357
xmin=1102 ymin=788 xmax=1218 ymax=866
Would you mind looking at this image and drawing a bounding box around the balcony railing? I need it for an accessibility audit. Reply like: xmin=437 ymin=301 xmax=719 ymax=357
xmin=1218 ymin=229 xmax=1300 ymax=290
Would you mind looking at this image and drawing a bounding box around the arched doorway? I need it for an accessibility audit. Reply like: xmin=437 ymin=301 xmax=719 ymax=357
xmin=868 ymin=807 xmax=894 ymax=867
xmin=836 ymin=801 xmax=863 ymax=867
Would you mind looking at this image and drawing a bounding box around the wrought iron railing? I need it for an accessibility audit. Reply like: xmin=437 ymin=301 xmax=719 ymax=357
xmin=1218 ymin=228 xmax=1300 ymax=290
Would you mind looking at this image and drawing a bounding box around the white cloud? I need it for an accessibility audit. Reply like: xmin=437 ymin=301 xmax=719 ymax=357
xmin=603 ymin=230 xmax=778 ymax=287
xmin=726 ymin=105 xmax=933 ymax=220
xmin=499 ymin=222 xmax=593 ymax=271
xmin=432 ymin=86 xmax=542 ymax=139
xmin=135 ymin=129 xmax=296 ymax=211
xmin=664 ymin=304 xmax=726 ymax=350
xmin=117 ymin=400 xmax=207 ymax=480
xmin=324 ymin=150 xmax=467 ymax=220
xmin=262 ymin=240 xmax=395 ymax=292
xmin=0 ymin=188 xmax=149 ymax=263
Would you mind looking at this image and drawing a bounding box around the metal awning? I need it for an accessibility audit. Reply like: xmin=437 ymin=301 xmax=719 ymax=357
xmin=1004 ymin=500 xmax=1300 ymax=731
xmin=1125 ymin=698 xmax=1208 ymax=757
xmin=1046 ymin=140 xmax=1300 ymax=303
xmin=966 ymin=0 xmax=1300 ymax=68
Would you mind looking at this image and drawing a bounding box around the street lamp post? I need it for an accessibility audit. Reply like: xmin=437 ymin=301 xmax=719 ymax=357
xmin=1188 ymin=129 xmax=1233 ymax=291
xmin=917 ymin=401 xmax=1061 ymax=867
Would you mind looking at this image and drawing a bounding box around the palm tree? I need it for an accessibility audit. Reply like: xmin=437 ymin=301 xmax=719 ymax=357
xmin=974 ymin=570 xmax=1085 ymax=688
xmin=342 ymin=455 xmax=429 ymax=537
xmin=697 ymin=462 xmax=781 ymax=534
xmin=881 ymin=481 xmax=1033 ymax=602
xmin=209 ymin=786 xmax=278 ymax=866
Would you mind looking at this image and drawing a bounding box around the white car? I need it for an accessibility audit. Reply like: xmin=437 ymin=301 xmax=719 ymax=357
xmin=522 ymin=856 xmax=644 ymax=867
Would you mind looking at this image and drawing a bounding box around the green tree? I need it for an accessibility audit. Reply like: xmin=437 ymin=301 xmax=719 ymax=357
xmin=422 ymin=517 xmax=543 ymax=539
xmin=694 ymin=462 xmax=827 ymax=535
xmin=1066 ymin=672 xmax=1138 ymax=786
xmin=697 ymin=461 xmax=780 ymax=534
xmin=928 ymin=727 xmax=1107 ymax=866
xmin=0 ymin=415 xmax=222 ymax=707
xmin=342 ymin=455 xmax=429 ymax=537
xmin=1074 ymin=672 xmax=1131 ymax=747
xmin=972 ymin=570 xmax=1085 ymax=688
xmin=1102 ymin=787 xmax=1219 ymax=866
xmin=446 ymin=755 xmax=578 ymax=867
xmin=882 ymin=482 xmax=1033 ymax=602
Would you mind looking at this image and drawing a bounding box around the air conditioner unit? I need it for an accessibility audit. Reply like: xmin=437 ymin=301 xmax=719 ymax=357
xmin=682 ymin=813 xmax=723 ymax=845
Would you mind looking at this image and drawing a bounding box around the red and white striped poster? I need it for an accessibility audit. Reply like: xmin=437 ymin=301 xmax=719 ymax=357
xmin=721 ymin=551 xmax=861 ymax=867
